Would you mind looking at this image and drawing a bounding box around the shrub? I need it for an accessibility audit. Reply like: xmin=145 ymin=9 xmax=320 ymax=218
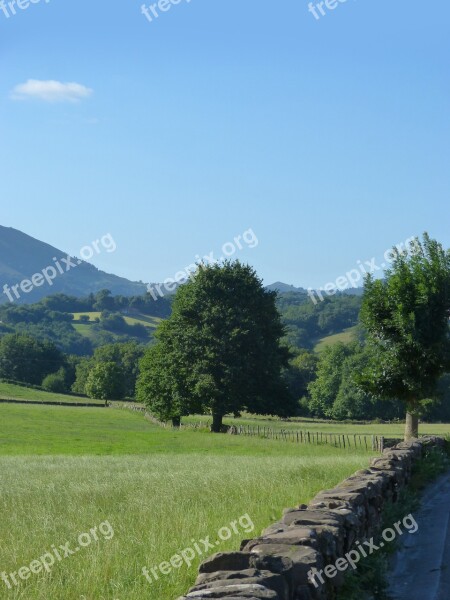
xmin=42 ymin=368 xmax=68 ymax=393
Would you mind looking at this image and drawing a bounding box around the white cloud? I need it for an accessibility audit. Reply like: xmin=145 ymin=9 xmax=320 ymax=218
xmin=10 ymin=79 xmax=93 ymax=103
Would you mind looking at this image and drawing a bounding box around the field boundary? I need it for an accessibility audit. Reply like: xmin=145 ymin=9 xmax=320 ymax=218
xmin=178 ymin=435 xmax=447 ymax=600
xmin=115 ymin=403 xmax=397 ymax=451
xmin=0 ymin=398 xmax=107 ymax=408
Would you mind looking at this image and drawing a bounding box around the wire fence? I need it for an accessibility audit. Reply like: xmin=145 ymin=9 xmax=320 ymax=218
xmin=226 ymin=424 xmax=388 ymax=452
xmin=115 ymin=403 xmax=391 ymax=452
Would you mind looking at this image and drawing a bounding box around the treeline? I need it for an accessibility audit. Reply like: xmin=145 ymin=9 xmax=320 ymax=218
xmin=38 ymin=289 xmax=171 ymax=317
xmin=3 ymin=328 xmax=449 ymax=422
xmin=287 ymin=342 xmax=450 ymax=422
xmin=0 ymin=332 xmax=144 ymax=400
xmin=2 ymin=324 xmax=450 ymax=423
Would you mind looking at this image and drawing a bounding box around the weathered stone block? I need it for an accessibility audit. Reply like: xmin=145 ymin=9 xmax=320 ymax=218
xmin=199 ymin=553 xmax=255 ymax=574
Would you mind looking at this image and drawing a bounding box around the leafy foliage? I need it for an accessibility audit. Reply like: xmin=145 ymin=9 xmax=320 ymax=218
xmin=0 ymin=333 xmax=65 ymax=386
xmin=359 ymin=234 xmax=450 ymax=416
xmin=137 ymin=261 xmax=295 ymax=429
xmin=0 ymin=289 xmax=169 ymax=354
xmin=307 ymin=342 xmax=403 ymax=420
xmin=277 ymin=293 xmax=361 ymax=349
xmin=72 ymin=341 xmax=145 ymax=398
xmin=85 ymin=362 xmax=126 ymax=400
xmin=42 ymin=368 xmax=69 ymax=393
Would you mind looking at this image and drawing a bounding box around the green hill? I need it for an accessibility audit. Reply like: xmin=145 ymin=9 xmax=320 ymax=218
xmin=0 ymin=380 xmax=101 ymax=404
xmin=314 ymin=325 xmax=359 ymax=352
xmin=277 ymin=292 xmax=362 ymax=349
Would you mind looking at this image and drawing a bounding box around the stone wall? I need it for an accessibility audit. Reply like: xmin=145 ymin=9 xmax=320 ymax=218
xmin=177 ymin=435 xmax=445 ymax=600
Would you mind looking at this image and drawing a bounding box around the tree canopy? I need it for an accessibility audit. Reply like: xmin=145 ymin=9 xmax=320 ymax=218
xmin=137 ymin=261 xmax=294 ymax=431
xmin=359 ymin=234 xmax=450 ymax=438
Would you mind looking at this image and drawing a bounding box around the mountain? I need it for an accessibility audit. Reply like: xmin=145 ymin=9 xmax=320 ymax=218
xmin=266 ymin=281 xmax=364 ymax=296
xmin=0 ymin=226 xmax=148 ymax=303
xmin=266 ymin=281 xmax=308 ymax=294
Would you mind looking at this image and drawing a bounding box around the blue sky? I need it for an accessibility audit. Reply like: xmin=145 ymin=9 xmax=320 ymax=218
xmin=1 ymin=0 xmax=449 ymax=289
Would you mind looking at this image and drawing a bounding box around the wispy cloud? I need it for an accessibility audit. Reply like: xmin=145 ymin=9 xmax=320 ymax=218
xmin=10 ymin=80 xmax=93 ymax=103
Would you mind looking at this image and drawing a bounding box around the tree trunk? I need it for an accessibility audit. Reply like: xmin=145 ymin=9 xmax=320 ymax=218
xmin=405 ymin=411 xmax=419 ymax=440
xmin=171 ymin=415 xmax=181 ymax=428
xmin=211 ymin=413 xmax=223 ymax=433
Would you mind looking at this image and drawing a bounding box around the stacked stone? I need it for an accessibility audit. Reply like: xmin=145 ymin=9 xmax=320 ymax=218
xmin=177 ymin=435 xmax=445 ymax=600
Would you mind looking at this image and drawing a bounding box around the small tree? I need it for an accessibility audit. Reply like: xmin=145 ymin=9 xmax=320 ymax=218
xmin=42 ymin=368 xmax=68 ymax=393
xmin=136 ymin=343 xmax=191 ymax=426
xmin=359 ymin=234 xmax=450 ymax=439
xmin=85 ymin=362 xmax=125 ymax=401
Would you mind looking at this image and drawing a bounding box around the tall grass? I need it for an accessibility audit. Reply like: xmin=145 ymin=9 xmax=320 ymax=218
xmin=0 ymin=453 xmax=370 ymax=600
xmin=0 ymin=404 xmax=373 ymax=599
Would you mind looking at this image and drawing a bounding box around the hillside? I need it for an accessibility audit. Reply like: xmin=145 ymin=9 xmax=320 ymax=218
xmin=0 ymin=225 xmax=148 ymax=303
xmin=276 ymin=291 xmax=362 ymax=350
xmin=313 ymin=325 xmax=359 ymax=352
xmin=0 ymin=286 xmax=360 ymax=354
xmin=0 ymin=290 xmax=171 ymax=354
xmin=266 ymin=281 xmax=308 ymax=293
xmin=0 ymin=380 xmax=101 ymax=404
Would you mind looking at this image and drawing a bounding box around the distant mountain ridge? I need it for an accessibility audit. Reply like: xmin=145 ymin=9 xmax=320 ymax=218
xmin=265 ymin=281 xmax=308 ymax=294
xmin=266 ymin=281 xmax=363 ymax=296
xmin=0 ymin=226 xmax=148 ymax=303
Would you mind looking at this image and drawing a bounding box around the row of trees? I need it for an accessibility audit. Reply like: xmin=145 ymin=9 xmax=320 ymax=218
xmin=0 ymin=333 xmax=68 ymax=386
xmin=38 ymin=289 xmax=171 ymax=317
xmin=72 ymin=342 xmax=145 ymax=399
xmin=0 ymin=333 xmax=144 ymax=402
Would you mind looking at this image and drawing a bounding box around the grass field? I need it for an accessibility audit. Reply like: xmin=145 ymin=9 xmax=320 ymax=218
xmin=72 ymin=322 xmax=102 ymax=341
xmin=72 ymin=312 xmax=161 ymax=329
xmin=184 ymin=413 xmax=450 ymax=438
xmin=72 ymin=311 xmax=103 ymax=321
xmin=0 ymin=403 xmax=373 ymax=600
xmin=313 ymin=326 xmax=358 ymax=352
xmin=0 ymin=381 xmax=102 ymax=405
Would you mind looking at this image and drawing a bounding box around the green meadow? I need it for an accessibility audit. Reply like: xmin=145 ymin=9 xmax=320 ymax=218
xmin=72 ymin=312 xmax=161 ymax=329
xmin=184 ymin=412 xmax=450 ymax=438
xmin=0 ymin=381 xmax=101 ymax=405
xmin=0 ymin=402 xmax=373 ymax=600
xmin=313 ymin=326 xmax=358 ymax=353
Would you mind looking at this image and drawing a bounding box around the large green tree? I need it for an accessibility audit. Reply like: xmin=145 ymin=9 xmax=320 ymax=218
xmin=137 ymin=261 xmax=293 ymax=431
xmin=359 ymin=234 xmax=450 ymax=439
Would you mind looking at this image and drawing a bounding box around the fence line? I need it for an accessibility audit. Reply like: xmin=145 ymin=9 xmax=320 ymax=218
xmin=113 ymin=404 xmax=389 ymax=451
xmin=226 ymin=424 xmax=385 ymax=451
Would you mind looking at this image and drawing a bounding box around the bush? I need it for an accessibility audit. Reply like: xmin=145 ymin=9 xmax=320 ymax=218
xmin=42 ymin=368 xmax=68 ymax=393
